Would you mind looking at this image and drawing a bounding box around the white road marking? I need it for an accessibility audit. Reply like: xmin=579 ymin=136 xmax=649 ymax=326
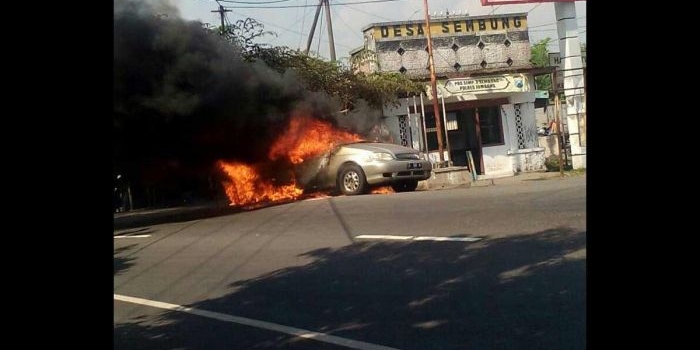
xmin=304 ymin=196 xmax=330 ymax=201
xmin=413 ymin=236 xmax=482 ymax=242
xmin=114 ymin=294 xmax=401 ymax=350
xmin=114 ymin=235 xmax=152 ymax=239
xmin=355 ymin=235 xmax=482 ymax=242
xmin=355 ymin=235 xmax=413 ymax=240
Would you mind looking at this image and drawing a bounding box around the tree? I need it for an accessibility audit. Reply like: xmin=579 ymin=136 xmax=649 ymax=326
xmin=203 ymin=18 xmax=422 ymax=111
xmin=273 ymin=52 xmax=423 ymax=110
xmin=530 ymin=38 xmax=552 ymax=92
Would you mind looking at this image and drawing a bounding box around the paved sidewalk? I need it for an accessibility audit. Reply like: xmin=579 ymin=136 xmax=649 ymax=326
xmin=470 ymin=171 xmax=581 ymax=187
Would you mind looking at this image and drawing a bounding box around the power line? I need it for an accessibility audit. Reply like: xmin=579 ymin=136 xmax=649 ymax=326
xmin=264 ymin=8 xmax=309 ymax=44
xmin=316 ymin=6 xmax=324 ymax=57
xmin=530 ymin=25 xmax=586 ymax=33
xmin=227 ymin=8 xmax=355 ymax=50
xmin=330 ymin=6 xmax=364 ymax=41
xmin=528 ymin=17 xmax=587 ymax=29
xmin=528 ymin=3 xmax=541 ymax=13
xmin=218 ymin=0 xmax=297 ymax=3
xmin=297 ymin=0 xmax=309 ymax=49
xmin=343 ymin=3 xmax=393 ymax=22
xmin=223 ymin=0 xmax=405 ymax=9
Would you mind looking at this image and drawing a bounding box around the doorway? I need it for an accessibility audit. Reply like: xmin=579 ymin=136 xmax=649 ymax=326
xmin=424 ymin=103 xmax=505 ymax=175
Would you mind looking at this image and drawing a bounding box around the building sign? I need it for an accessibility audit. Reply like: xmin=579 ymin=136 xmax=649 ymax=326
xmin=548 ymin=52 xmax=586 ymax=68
xmin=445 ymin=76 xmax=512 ymax=93
xmin=549 ymin=52 xmax=586 ymax=91
xmin=426 ymin=74 xmax=530 ymax=99
xmin=369 ymin=14 xmax=527 ymax=40
xmin=481 ymin=0 xmax=579 ymax=5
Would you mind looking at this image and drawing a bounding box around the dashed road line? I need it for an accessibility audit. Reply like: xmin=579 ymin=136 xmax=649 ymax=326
xmin=355 ymin=235 xmax=482 ymax=242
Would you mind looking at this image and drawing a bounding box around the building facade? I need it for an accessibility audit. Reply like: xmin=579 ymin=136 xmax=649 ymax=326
xmin=351 ymin=13 xmax=551 ymax=178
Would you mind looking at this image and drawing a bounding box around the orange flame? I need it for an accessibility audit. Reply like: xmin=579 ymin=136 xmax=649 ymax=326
xmin=218 ymin=115 xmax=362 ymax=206
xmin=218 ymin=161 xmax=303 ymax=206
xmin=371 ymin=186 xmax=394 ymax=194
xmin=269 ymin=115 xmax=362 ymax=164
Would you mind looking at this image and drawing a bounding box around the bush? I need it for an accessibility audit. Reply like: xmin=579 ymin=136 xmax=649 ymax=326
xmin=545 ymin=155 xmax=573 ymax=172
xmin=545 ymin=155 xmax=560 ymax=172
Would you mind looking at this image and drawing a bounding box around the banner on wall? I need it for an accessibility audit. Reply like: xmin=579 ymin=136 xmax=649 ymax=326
xmin=480 ymin=0 xmax=580 ymax=5
xmin=425 ymin=73 xmax=530 ymax=99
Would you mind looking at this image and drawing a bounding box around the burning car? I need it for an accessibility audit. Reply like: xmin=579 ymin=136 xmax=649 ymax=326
xmin=218 ymin=117 xmax=433 ymax=206
xmin=301 ymin=141 xmax=432 ymax=195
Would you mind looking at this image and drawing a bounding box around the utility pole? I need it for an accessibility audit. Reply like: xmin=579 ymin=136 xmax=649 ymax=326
xmin=305 ymin=0 xmax=336 ymax=61
xmin=323 ymin=0 xmax=336 ymax=61
xmin=422 ymin=0 xmax=445 ymax=164
xmin=212 ymin=4 xmax=231 ymax=36
xmin=553 ymin=73 xmax=564 ymax=177
xmin=305 ymin=0 xmax=324 ymax=55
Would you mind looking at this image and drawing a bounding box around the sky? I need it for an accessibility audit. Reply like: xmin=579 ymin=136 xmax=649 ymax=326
xmin=171 ymin=0 xmax=586 ymax=61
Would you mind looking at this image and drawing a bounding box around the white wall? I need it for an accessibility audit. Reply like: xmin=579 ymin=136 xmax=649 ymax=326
xmin=482 ymin=143 xmax=514 ymax=177
xmin=538 ymin=135 xmax=560 ymax=158
xmin=509 ymin=91 xmax=536 ymax=104
xmin=565 ymin=96 xmax=586 ymax=169
xmin=382 ymin=93 xmax=544 ymax=175
xmin=501 ymin=104 xmax=517 ymax=152
xmin=409 ymin=113 xmax=423 ymax=151
xmin=496 ymin=101 xmax=546 ymax=174
xmin=510 ymin=149 xmax=546 ymax=172
xmin=481 ymin=108 xmax=516 ymax=177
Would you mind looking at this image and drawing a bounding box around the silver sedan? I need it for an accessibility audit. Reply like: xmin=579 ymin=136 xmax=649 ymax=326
xmin=301 ymin=142 xmax=432 ymax=195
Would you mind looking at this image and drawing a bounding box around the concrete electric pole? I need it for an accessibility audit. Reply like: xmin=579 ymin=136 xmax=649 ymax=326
xmin=304 ymin=0 xmax=337 ymax=61
xmin=211 ymin=4 xmax=231 ymax=36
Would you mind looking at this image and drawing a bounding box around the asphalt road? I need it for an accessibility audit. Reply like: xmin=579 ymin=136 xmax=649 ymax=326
xmin=115 ymin=175 xmax=586 ymax=350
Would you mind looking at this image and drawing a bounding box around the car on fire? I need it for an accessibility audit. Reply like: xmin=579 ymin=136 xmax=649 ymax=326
xmin=300 ymin=141 xmax=432 ymax=195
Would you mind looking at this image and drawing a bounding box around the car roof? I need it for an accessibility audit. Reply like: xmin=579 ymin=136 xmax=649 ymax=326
xmin=340 ymin=141 xmax=418 ymax=154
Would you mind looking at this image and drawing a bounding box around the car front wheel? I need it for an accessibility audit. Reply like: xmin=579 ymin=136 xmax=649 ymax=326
xmin=338 ymin=164 xmax=368 ymax=195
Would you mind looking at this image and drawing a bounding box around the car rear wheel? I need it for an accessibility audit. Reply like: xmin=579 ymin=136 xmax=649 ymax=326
xmin=338 ymin=164 xmax=368 ymax=195
xmin=391 ymin=180 xmax=418 ymax=192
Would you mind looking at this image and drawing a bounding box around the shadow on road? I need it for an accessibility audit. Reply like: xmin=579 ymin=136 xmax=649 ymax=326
xmin=114 ymin=244 xmax=138 ymax=276
xmin=115 ymin=227 xmax=586 ymax=350
xmin=113 ymin=195 xmax=329 ymax=231
xmin=113 ymin=205 xmax=246 ymax=231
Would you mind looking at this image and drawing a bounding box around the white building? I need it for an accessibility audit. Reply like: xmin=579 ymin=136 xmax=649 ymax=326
xmin=352 ymin=13 xmax=554 ymax=178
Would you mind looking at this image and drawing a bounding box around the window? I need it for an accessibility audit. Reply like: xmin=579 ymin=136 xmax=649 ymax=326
xmin=479 ymin=106 xmax=504 ymax=146
xmin=425 ymin=113 xmax=441 ymax=151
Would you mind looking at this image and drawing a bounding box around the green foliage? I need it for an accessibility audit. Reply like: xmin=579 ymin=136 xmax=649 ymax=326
xmin=207 ymin=18 xmax=423 ymax=111
xmin=544 ymin=155 xmax=560 ymax=172
xmin=530 ymin=38 xmax=552 ymax=92
xmin=349 ymin=48 xmax=380 ymax=71
xmin=247 ymin=45 xmax=422 ymax=110
xmin=353 ymin=72 xmax=423 ymax=108
xmin=283 ymin=53 xmax=422 ymax=109
xmin=545 ymin=155 xmax=574 ymax=172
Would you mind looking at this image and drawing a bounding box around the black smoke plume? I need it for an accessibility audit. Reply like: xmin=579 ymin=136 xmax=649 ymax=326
xmin=114 ymin=0 xmax=363 ymax=207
